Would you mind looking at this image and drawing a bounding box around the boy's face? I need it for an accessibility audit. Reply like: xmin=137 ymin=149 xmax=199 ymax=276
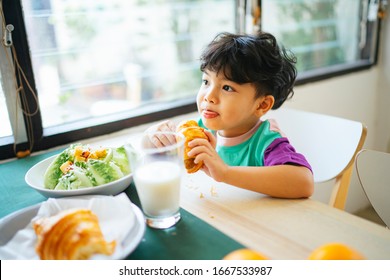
xmin=197 ymin=70 xmax=266 ymax=137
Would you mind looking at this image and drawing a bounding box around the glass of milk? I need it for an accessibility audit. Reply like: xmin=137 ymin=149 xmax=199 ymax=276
xmin=131 ymin=131 xmax=185 ymax=229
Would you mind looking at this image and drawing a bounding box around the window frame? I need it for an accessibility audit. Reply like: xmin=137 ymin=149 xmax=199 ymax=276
xmin=0 ymin=0 xmax=385 ymax=160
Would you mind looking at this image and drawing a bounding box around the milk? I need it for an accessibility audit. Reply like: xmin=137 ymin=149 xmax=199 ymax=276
xmin=134 ymin=161 xmax=181 ymax=217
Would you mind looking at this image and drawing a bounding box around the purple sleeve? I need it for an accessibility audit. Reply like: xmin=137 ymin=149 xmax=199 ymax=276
xmin=263 ymin=137 xmax=312 ymax=173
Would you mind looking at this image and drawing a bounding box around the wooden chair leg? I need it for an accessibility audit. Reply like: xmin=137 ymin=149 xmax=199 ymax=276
xmin=329 ymin=165 xmax=353 ymax=210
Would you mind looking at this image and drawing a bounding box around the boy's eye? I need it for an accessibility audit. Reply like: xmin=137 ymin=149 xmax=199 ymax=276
xmin=222 ymin=85 xmax=233 ymax=92
xmin=202 ymin=79 xmax=208 ymax=85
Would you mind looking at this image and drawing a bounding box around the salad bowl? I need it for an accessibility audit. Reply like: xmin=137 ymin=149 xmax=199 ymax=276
xmin=25 ymin=155 xmax=133 ymax=198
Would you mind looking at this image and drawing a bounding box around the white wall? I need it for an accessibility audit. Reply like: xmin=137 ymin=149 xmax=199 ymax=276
xmin=282 ymin=15 xmax=390 ymax=213
xmin=377 ymin=14 xmax=390 ymax=153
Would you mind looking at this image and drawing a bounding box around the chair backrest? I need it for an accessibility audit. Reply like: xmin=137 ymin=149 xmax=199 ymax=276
xmin=355 ymin=149 xmax=390 ymax=228
xmin=265 ymin=108 xmax=367 ymax=210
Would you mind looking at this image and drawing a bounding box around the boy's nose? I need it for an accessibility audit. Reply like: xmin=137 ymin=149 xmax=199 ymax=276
xmin=204 ymin=88 xmax=217 ymax=103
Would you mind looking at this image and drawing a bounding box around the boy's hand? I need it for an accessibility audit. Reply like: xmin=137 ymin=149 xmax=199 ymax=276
xmin=144 ymin=120 xmax=177 ymax=148
xmin=187 ymin=130 xmax=228 ymax=182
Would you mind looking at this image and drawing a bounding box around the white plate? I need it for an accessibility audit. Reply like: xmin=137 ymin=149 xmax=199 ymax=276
xmin=0 ymin=198 xmax=145 ymax=260
xmin=25 ymin=155 xmax=133 ymax=198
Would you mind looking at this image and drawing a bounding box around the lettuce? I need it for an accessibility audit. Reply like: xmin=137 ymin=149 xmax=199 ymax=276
xmin=112 ymin=146 xmax=131 ymax=175
xmin=87 ymin=160 xmax=124 ymax=185
xmin=43 ymin=143 xmax=80 ymax=189
xmin=54 ymin=166 xmax=94 ymax=190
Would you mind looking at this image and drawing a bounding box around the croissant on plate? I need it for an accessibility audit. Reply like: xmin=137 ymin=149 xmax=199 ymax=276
xmin=177 ymin=120 xmax=209 ymax=174
xmin=33 ymin=208 xmax=116 ymax=260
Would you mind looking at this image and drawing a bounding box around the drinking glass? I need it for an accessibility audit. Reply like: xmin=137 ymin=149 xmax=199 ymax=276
xmin=129 ymin=131 xmax=185 ymax=229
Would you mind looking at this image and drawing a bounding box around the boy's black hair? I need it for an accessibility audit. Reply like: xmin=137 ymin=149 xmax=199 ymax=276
xmin=200 ymin=32 xmax=297 ymax=109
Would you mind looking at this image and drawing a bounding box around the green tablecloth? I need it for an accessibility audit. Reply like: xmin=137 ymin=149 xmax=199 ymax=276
xmin=0 ymin=151 xmax=243 ymax=259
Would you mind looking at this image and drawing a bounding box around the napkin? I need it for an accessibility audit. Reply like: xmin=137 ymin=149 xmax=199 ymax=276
xmin=0 ymin=193 xmax=136 ymax=260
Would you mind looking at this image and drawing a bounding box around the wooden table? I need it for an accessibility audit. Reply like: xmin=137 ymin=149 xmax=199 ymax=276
xmin=180 ymin=171 xmax=390 ymax=260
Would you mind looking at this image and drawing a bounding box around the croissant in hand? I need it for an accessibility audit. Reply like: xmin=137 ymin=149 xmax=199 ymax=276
xmin=33 ymin=208 xmax=116 ymax=260
xmin=177 ymin=120 xmax=209 ymax=173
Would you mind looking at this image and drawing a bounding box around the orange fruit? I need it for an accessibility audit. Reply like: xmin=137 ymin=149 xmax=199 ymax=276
xmin=308 ymin=243 xmax=365 ymax=260
xmin=223 ymin=248 xmax=269 ymax=260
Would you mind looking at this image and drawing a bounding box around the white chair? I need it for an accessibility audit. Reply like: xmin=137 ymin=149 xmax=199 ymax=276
xmin=264 ymin=108 xmax=367 ymax=210
xmin=355 ymin=149 xmax=390 ymax=228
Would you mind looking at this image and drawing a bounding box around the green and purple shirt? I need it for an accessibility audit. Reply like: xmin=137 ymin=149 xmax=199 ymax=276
xmin=199 ymin=118 xmax=312 ymax=172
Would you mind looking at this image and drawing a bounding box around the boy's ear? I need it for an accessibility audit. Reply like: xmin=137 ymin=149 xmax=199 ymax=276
xmin=255 ymin=95 xmax=274 ymax=117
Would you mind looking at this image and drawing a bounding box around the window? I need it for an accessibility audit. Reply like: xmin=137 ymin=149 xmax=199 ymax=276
xmin=255 ymin=0 xmax=385 ymax=83
xmin=0 ymin=0 xmax=386 ymax=160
